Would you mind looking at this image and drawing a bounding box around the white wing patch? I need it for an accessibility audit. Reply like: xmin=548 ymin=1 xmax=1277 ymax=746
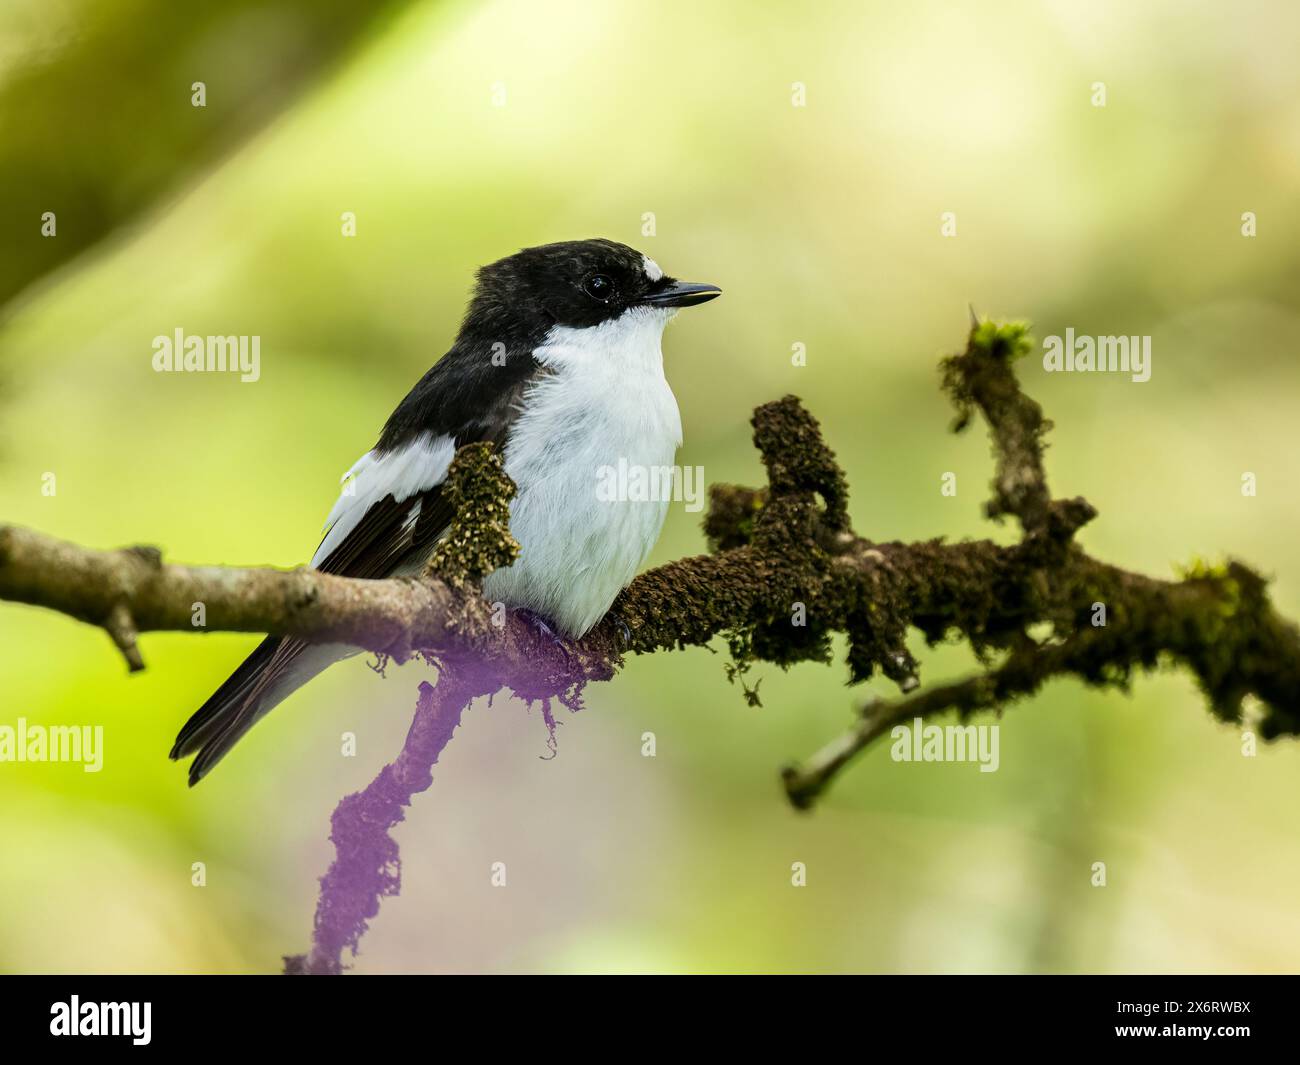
xmin=312 ymin=432 xmax=456 ymax=567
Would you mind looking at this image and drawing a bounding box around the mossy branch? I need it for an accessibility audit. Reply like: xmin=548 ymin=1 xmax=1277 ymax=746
xmin=2 ymin=322 xmax=1297 ymax=809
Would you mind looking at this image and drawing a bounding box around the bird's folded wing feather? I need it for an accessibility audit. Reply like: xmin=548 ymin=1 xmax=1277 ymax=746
xmin=177 ymin=433 xmax=462 ymax=765
xmin=175 ymin=353 xmax=546 ymax=781
xmin=248 ymin=433 xmax=462 ymax=698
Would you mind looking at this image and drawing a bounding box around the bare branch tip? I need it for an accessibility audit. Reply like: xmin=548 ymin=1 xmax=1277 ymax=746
xmin=105 ymin=602 xmax=145 ymax=672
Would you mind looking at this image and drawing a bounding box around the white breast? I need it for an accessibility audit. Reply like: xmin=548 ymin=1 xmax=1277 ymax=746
xmin=482 ymin=307 xmax=683 ymax=635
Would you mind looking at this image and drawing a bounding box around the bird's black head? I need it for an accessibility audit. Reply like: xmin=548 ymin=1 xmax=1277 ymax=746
xmin=465 ymin=238 xmax=721 ymax=336
xmin=380 ymin=240 xmax=719 ymax=453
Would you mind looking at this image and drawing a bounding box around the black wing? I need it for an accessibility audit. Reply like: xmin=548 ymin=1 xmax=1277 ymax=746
xmin=172 ymin=350 xmax=545 ymax=784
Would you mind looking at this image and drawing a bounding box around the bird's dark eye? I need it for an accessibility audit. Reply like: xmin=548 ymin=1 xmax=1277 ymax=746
xmin=583 ymin=274 xmax=615 ymax=301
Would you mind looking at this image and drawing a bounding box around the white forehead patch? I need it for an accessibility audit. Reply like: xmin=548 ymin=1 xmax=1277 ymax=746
xmin=642 ymin=255 xmax=664 ymax=282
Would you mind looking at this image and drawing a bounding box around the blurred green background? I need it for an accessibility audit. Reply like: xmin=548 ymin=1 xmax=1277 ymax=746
xmin=3 ymin=0 xmax=1299 ymax=974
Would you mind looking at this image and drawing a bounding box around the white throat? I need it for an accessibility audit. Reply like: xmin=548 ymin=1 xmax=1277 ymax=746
xmin=533 ymin=305 xmax=676 ymax=376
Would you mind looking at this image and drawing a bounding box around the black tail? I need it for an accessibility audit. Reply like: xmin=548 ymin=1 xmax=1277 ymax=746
xmin=171 ymin=636 xmax=282 ymax=786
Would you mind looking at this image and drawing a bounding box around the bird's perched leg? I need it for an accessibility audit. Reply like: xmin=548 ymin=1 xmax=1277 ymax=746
xmin=515 ymin=607 xmax=579 ymax=676
xmin=605 ymin=609 xmax=633 ymax=648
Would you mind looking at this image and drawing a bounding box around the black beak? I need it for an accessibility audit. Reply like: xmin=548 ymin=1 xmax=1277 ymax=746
xmin=643 ymin=280 xmax=722 ymax=308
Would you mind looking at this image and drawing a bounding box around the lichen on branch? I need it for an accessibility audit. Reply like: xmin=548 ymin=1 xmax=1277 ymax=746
xmin=424 ymin=442 xmax=520 ymax=586
xmin=2 ymin=319 xmax=1297 ymax=821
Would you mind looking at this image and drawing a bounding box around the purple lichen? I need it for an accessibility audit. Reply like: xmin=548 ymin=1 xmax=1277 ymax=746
xmin=284 ymin=674 xmax=471 ymax=975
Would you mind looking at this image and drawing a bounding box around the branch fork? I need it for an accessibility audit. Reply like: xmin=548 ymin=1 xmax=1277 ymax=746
xmin=1 ymin=321 xmax=1296 ymax=814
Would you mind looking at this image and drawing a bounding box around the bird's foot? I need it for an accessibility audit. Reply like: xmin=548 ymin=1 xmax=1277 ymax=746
xmin=516 ymin=609 xmax=577 ymax=675
xmin=607 ymin=610 xmax=632 ymax=648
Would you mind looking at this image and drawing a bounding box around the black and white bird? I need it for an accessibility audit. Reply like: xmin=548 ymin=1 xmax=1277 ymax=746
xmin=171 ymin=239 xmax=720 ymax=784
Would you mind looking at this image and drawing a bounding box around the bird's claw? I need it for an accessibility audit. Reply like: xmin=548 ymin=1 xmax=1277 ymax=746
xmin=608 ymin=611 xmax=632 ymax=648
xmin=518 ymin=609 xmax=577 ymax=675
